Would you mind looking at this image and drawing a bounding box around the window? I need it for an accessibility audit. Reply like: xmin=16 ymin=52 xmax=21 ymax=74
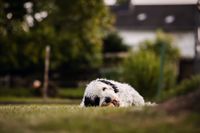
xmin=137 ymin=13 xmax=147 ymax=21
xmin=165 ymin=15 xmax=175 ymax=24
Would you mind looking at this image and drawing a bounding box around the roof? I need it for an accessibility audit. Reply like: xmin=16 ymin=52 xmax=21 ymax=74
xmin=104 ymin=0 xmax=198 ymax=6
xmin=132 ymin=0 xmax=198 ymax=5
xmin=110 ymin=4 xmax=199 ymax=31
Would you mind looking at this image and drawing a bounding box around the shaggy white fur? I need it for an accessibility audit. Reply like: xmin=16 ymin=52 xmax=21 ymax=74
xmin=80 ymin=78 xmax=145 ymax=107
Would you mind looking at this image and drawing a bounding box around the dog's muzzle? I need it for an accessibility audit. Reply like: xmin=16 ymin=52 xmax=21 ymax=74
xmin=101 ymin=97 xmax=120 ymax=107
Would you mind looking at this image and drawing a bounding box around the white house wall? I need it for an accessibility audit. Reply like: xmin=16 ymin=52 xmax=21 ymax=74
xmin=118 ymin=30 xmax=195 ymax=58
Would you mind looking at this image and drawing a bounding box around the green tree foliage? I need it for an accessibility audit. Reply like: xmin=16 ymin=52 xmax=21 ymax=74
xmin=48 ymin=0 xmax=114 ymax=72
xmin=0 ymin=0 xmax=113 ymax=77
xmin=0 ymin=0 xmax=55 ymax=74
xmin=103 ymin=32 xmax=129 ymax=53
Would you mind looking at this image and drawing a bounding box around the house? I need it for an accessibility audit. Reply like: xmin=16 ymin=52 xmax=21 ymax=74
xmin=107 ymin=0 xmax=200 ymax=80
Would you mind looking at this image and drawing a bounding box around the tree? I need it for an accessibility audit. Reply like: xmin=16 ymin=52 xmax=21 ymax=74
xmin=0 ymin=0 xmax=114 ymax=81
xmin=0 ymin=0 xmax=53 ymax=74
xmin=103 ymin=32 xmax=129 ymax=53
xmin=49 ymin=0 xmax=113 ymax=72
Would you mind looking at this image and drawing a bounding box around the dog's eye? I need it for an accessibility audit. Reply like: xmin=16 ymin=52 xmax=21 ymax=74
xmin=102 ymin=87 xmax=106 ymax=91
xmin=114 ymin=89 xmax=119 ymax=93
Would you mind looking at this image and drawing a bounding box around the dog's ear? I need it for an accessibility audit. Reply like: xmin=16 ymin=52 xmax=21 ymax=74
xmin=94 ymin=96 xmax=100 ymax=106
xmin=84 ymin=96 xmax=100 ymax=107
xmin=84 ymin=96 xmax=92 ymax=107
xmin=98 ymin=79 xmax=119 ymax=93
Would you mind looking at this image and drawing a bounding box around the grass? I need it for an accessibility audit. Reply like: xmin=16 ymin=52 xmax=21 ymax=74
xmin=0 ymin=88 xmax=33 ymax=97
xmin=0 ymin=97 xmax=81 ymax=105
xmin=58 ymin=88 xmax=84 ymax=99
xmin=0 ymin=87 xmax=85 ymax=99
xmin=0 ymin=105 xmax=200 ymax=133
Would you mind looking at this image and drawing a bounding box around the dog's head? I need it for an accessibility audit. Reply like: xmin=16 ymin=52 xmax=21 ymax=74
xmin=83 ymin=79 xmax=120 ymax=107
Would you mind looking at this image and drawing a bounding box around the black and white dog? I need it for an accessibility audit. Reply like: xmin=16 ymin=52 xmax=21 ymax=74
xmin=80 ymin=79 xmax=145 ymax=107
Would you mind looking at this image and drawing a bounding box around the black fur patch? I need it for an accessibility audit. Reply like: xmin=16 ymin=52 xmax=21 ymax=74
xmin=98 ymin=79 xmax=119 ymax=93
xmin=84 ymin=96 xmax=100 ymax=107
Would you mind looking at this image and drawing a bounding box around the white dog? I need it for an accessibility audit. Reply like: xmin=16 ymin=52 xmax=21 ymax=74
xmin=80 ymin=78 xmax=145 ymax=107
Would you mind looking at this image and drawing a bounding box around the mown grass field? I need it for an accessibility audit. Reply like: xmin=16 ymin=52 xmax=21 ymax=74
xmin=0 ymin=105 xmax=200 ymax=133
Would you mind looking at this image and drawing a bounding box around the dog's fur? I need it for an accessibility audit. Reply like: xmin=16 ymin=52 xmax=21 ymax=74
xmin=80 ymin=79 xmax=145 ymax=107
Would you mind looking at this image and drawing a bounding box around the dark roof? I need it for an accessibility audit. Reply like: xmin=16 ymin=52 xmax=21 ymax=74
xmin=110 ymin=5 xmax=199 ymax=31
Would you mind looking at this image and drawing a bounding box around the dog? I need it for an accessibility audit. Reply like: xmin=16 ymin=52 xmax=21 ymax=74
xmin=80 ymin=78 xmax=145 ymax=107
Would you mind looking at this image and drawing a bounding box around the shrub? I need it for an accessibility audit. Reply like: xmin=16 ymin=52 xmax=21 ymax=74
xmin=139 ymin=30 xmax=180 ymax=62
xmin=121 ymin=51 xmax=177 ymax=99
xmin=120 ymin=31 xmax=180 ymax=99
xmin=161 ymin=75 xmax=200 ymax=101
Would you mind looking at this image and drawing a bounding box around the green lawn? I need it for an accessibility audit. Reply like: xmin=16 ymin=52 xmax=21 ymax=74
xmin=0 ymin=87 xmax=85 ymax=99
xmin=0 ymin=105 xmax=199 ymax=133
xmin=0 ymin=97 xmax=81 ymax=105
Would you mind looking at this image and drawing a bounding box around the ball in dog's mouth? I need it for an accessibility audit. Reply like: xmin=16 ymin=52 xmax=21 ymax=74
xmin=101 ymin=99 xmax=120 ymax=107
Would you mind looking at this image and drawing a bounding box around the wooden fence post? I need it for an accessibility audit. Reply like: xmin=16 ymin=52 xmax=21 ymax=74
xmin=43 ymin=45 xmax=50 ymax=99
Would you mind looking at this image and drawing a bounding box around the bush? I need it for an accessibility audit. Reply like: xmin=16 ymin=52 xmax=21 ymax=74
xmin=139 ymin=30 xmax=180 ymax=62
xmin=119 ymin=31 xmax=180 ymax=99
xmin=103 ymin=32 xmax=129 ymax=53
xmin=161 ymin=75 xmax=200 ymax=101
xmin=121 ymin=51 xmax=177 ymax=99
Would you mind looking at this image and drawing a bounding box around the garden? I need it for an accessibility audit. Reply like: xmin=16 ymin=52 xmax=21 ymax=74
xmin=0 ymin=0 xmax=200 ymax=132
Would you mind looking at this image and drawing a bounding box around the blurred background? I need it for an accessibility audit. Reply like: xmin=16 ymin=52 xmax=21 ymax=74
xmin=0 ymin=0 xmax=200 ymax=103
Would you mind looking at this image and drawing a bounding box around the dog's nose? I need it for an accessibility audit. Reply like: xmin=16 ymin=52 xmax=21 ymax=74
xmin=105 ymin=97 xmax=112 ymax=103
